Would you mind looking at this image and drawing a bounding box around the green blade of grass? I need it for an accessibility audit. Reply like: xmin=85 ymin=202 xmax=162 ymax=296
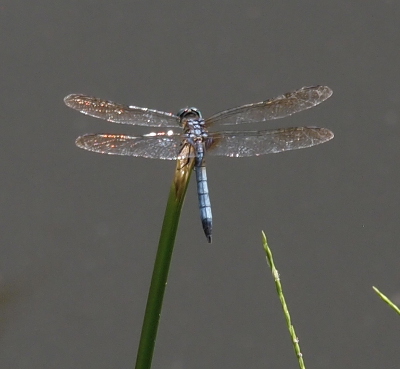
xmin=262 ymin=231 xmax=306 ymax=369
xmin=372 ymin=286 xmax=400 ymax=316
xmin=135 ymin=158 xmax=195 ymax=369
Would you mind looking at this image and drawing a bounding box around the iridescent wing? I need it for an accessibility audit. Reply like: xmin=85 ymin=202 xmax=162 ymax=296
xmin=206 ymin=85 xmax=332 ymax=126
xmin=76 ymin=126 xmax=333 ymax=159
xmin=64 ymin=94 xmax=180 ymax=127
xmin=75 ymin=132 xmax=191 ymax=160
xmin=205 ymin=127 xmax=334 ymax=157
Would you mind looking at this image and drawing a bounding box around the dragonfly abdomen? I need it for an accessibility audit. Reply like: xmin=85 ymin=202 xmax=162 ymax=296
xmin=195 ymin=157 xmax=212 ymax=243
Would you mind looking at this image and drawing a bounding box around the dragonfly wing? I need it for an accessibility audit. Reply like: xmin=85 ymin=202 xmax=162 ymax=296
xmin=206 ymin=86 xmax=332 ymax=126
xmin=206 ymin=127 xmax=334 ymax=157
xmin=64 ymin=94 xmax=180 ymax=127
xmin=75 ymin=133 xmax=189 ymax=160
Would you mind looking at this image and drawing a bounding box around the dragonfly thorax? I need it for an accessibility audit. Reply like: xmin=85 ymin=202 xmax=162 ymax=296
xmin=178 ymin=107 xmax=207 ymax=142
xmin=182 ymin=118 xmax=208 ymax=144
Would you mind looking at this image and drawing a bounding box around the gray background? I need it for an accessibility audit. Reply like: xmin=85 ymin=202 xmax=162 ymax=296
xmin=0 ymin=1 xmax=399 ymax=368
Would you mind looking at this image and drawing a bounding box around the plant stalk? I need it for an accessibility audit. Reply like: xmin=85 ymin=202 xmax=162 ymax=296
xmin=135 ymin=158 xmax=194 ymax=369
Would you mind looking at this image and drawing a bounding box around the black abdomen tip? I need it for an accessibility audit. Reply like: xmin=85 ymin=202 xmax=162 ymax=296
xmin=202 ymin=219 xmax=212 ymax=244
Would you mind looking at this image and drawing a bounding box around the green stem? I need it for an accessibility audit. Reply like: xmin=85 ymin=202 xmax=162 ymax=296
xmin=373 ymin=286 xmax=400 ymax=315
xmin=135 ymin=159 xmax=194 ymax=369
xmin=262 ymin=231 xmax=306 ymax=369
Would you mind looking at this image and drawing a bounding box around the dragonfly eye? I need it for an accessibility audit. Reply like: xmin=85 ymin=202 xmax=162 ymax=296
xmin=177 ymin=107 xmax=202 ymax=120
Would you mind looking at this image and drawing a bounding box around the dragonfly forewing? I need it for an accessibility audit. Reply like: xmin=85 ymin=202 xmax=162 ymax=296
xmin=64 ymin=94 xmax=180 ymax=127
xmin=205 ymin=127 xmax=334 ymax=157
xmin=206 ymin=85 xmax=332 ymax=126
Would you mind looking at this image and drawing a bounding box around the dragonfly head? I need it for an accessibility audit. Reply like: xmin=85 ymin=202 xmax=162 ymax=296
xmin=177 ymin=107 xmax=202 ymax=120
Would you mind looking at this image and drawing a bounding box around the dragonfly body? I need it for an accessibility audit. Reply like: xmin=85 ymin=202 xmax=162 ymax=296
xmin=65 ymin=85 xmax=334 ymax=243
xmin=178 ymin=107 xmax=213 ymax=242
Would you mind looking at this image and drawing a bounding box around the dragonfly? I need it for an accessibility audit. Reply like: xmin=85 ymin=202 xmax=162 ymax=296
xmin=64 ymin=85 xmax=333 ymax=243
